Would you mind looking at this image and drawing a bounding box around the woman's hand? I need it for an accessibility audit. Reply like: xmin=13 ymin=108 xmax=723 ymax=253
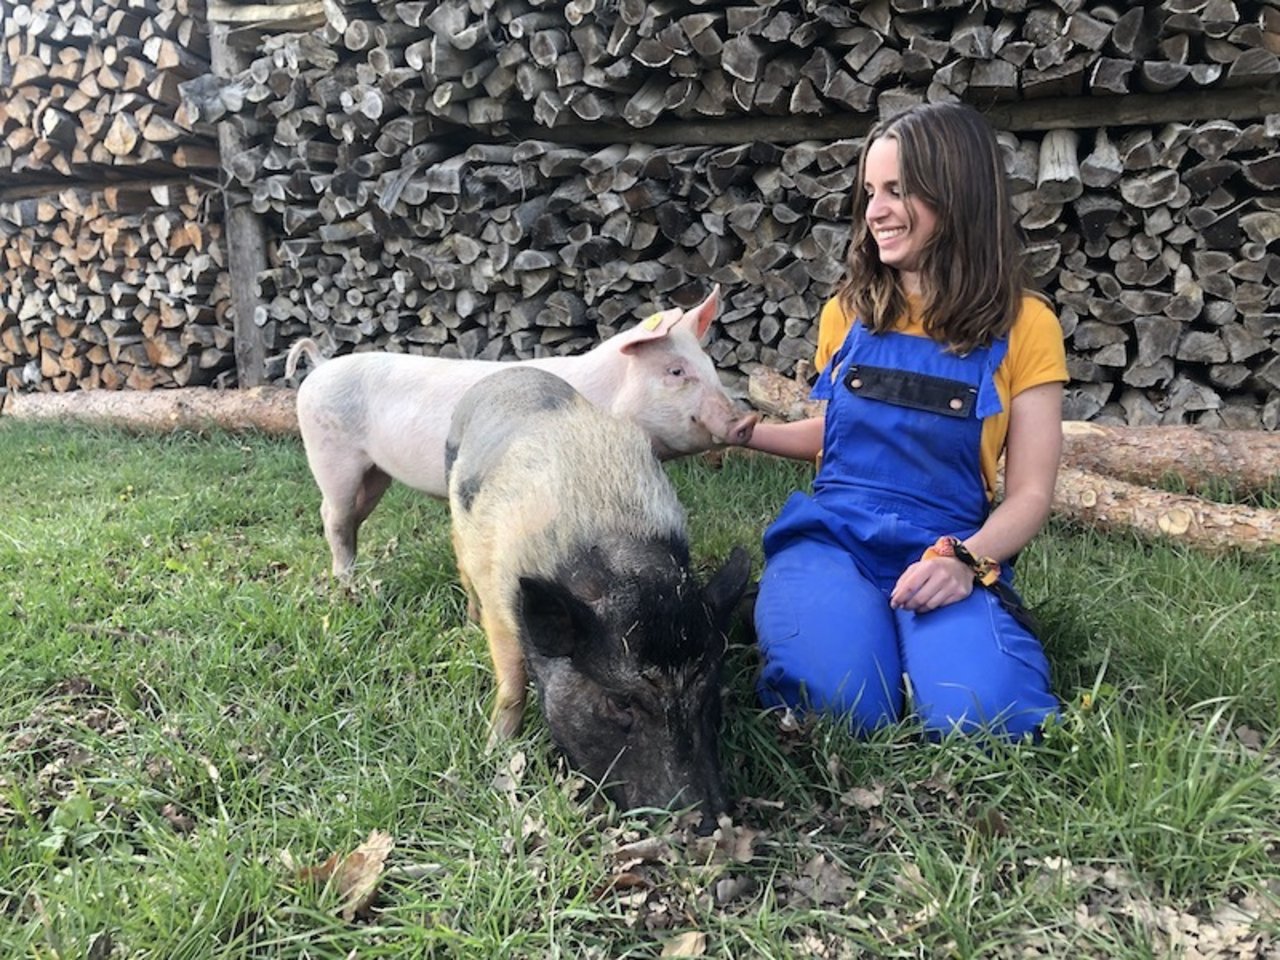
xmin=889 ymin=556 xmax=974 ymax=612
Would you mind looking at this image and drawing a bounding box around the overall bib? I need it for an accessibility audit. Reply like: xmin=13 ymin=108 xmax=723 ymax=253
xmin=753 ymin=321 xmax=1057 ymax=740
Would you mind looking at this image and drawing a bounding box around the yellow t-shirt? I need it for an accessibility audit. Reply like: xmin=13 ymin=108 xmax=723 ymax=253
xmin=812 ymin=294 xmax=1068 ymax=499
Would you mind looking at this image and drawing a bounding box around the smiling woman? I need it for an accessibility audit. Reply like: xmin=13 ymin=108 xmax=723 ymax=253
xmin=860 ymin=137 xmax=938 ymax=288
xmin=744 ymin=101 xmax=1070 ymax=743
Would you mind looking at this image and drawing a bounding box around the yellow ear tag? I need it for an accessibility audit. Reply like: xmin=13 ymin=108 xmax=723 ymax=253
xmin=642 ymin=312 xmax=663 ymax=330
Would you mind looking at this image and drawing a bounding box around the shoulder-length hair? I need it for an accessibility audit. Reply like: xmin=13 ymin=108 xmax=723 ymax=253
xmin=837 ymin=102 xmax=1031 ymax=353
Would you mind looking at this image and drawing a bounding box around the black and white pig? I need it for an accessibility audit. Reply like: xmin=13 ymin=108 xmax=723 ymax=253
xmin=287 ymin=286 xmax=757 ymax=579
xmin=445 ymin=365 xmax=751 ymax=819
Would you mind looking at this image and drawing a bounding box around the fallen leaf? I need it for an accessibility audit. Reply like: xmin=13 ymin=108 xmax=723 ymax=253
xmin=86 ymin=930 xmax=114 ymax=960
xmin=1235 ymin=724 xmax=1263 ymax=751
xmin=661 ymin=930 xmax=707 ymax=957
xmin=595 ymin=870 xmax=653 ymax=900
xmin=789 ymin=852 xmax=855 ymax=907
xmin=742 ymin=796 xmax=785 ymax=811
xmin=713 ymin=874 xmax=757 ymax=906
xmin=969 ymin=805 xmax=1010 ymax=838
xmin=491 ymin=750 xmax=527 ymax=795
xmin=293 ymin=829 xmax=395 ymax=922
xmin=611 ymin=835 xmax=670 ymax=865
xmin=160 ymin=802 xmax=195 ymax=834
xmin=841 ymin=785 xmax=884 ymax=810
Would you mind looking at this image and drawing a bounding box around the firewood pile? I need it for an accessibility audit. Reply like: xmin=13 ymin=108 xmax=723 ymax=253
xmin=1 ymin=0 xmax=1279 ymax=432
xmin=0 ymin=0 xmax=218 ymax=176
xmin=0 ymin=0 xmax=228 ymax=391
xmin=0 ymin=183 xmax=231 ymax=390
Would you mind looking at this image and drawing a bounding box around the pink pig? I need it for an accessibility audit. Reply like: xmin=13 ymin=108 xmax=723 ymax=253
xmin=287 ymin=285 xmax=758 ymax=578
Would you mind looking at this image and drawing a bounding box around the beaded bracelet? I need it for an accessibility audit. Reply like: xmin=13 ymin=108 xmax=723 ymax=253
xmin=921 ymin=535 xmax=1001 ymax=587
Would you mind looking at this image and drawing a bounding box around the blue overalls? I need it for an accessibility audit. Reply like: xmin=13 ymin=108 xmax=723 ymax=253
xmin=753 ymin=321 xmax=1058 ymax=740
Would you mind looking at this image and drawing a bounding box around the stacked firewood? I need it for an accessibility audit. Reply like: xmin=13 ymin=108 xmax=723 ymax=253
xmin=2 ymin=0 xmax=1279 ymax=430
xmin=0 ymin=0 xmax=219 ymax=177
xmin=0 ymin=0 xmax=226 ymax=391
xmin=249 ymin=0 xmax=1280 ymax=135
xmin=0 ymin=183 xmax=232 ymax=391
xmin=169 ymin=0 xmax=1280 ymax=425
xmin=1017 ymin=118 xmax=1280 ymax=429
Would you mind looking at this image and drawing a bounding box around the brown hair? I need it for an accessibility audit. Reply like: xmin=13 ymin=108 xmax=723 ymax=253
xmin=837 ymin=102 xmax=1030 ymax=353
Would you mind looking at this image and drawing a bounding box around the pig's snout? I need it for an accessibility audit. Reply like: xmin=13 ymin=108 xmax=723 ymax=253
xmin=712 ymin=411 xmax=758 ymax=446
xmin=729 ymin=411 xmax=758 ymax=445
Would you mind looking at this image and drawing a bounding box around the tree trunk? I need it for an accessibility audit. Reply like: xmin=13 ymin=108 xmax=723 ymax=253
xmin=0 ymin=387 xmax=298 ymax=436
xmin=1062 ymin=421 xmax=1280 ymax=496
xmin=1054 ymin=466 xmax=1280 ymax=554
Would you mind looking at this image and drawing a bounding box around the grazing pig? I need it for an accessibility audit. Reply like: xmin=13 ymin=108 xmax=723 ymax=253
xmin=446 ymin=366 xmax=751 ymax=818
xmin=287 ymin=285 xmax=757 ymax=578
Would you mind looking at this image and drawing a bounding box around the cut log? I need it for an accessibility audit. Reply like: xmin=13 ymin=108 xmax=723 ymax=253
xmin=1061 ymin=421 xmax=1280 ymax=495
xmin=0 ymin=386 xmax=298 ymax=436
xmin=1054 ymin=466 xmax=1280 ymax=553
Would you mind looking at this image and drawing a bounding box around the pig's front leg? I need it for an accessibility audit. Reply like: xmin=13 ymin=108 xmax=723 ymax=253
xmin=450 ymin=531 xmax=483 ymax=622
xmin=482 ymin=608 xmax=528 ymax=749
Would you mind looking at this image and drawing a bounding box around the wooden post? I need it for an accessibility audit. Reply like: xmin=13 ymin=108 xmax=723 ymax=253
xmin=209 ymin=24 xmax=269 ymax=387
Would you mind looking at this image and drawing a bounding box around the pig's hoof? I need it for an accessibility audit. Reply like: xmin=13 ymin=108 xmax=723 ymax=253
xmin=485 ymin=707 xmax=524 ymax=751
xmin=694 ymin=812 xmax=721 ymax=837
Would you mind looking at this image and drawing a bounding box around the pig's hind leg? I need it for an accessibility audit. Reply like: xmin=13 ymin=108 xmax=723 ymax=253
xmin=313 ymin=457 xmax=392 ymax=578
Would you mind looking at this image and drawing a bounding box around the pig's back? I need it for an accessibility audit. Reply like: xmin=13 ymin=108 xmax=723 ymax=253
xmin=448 ymin=368 xmax=686 ymax=578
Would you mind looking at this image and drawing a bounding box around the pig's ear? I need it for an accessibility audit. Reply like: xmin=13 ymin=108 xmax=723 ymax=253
xmin=618 ymin=284 xmax=720 ymax=352
xmin=618 ymin=309 xmax=680 ymax=352
xmin=680 ymin=284 xmax=720 ymax=341
xmin=518 ymin=576 xmax=593 ymax=659
xmin=701 ymin=545 xmax=752 ymax=633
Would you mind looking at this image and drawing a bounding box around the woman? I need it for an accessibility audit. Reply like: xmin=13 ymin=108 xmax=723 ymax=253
xmin=749 ymin=102 xmax=1067 ymax=741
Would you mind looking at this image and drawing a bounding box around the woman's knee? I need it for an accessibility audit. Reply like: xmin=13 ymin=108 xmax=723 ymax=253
xmin=758 ymin=655 xmax=902 ymax=732
xmin=753 ymin=543 xmax=903 ymax=732
xmin=911 ymin=671 xmax=1056 ymax=740
xmin=901 ymin=590 xmax=1057 ymax=740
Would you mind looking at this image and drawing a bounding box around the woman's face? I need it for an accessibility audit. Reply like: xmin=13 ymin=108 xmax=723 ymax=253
xmin=862 ymin=136 xmax=939 ymax=291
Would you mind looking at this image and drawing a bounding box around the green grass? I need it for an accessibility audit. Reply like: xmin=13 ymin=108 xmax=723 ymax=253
xmin=0 ymin=422 xmax=1276 ymax=958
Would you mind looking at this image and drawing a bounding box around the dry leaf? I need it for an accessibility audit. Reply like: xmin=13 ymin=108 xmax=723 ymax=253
xmin=611 ymin=835 xmax=670 ymax=865
xmin=1235 ymin=724 xmax=1264 ymax=751
xmin=791 ymin=852 xmax=855 ymax=907
xmin=969 ymin=805 xmax=1010 ymax=838
xmin=661 ymin=930 xmax=707 ymax=957
xmin=841 ymin=785 xmax=884 ymax=810
xmin=334 ymin=830 xmax=394 ymax=921
xmin=713 ymin=874 xmax=757 ymax=906
xmin=595 ymin=870 xmax=654 ymax=902
xmin=160 ymin=802 xmax=195 ymax=834
xmin=491 ymin=750 xmax=527 ymax=795
xmin=293 ymin=829 xmax=395 ymax=922
xmin=690 ymin=815 xmax=761 ymax=866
